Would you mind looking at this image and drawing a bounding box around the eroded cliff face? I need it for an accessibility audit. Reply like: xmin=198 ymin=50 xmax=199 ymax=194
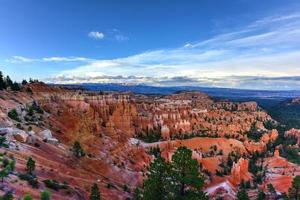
xmin=230 ymin=158 xmax=252 ymax=185
xmin=0 ymin=84 xmax=151 ymax=199
xmin=135 ymin=91 xmax=271 ymax=140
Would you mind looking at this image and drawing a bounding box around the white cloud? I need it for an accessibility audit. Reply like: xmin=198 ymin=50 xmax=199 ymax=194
xmin=6 ymin=56 xmax=36 ymax=63
xmin=6 ymin=56 xmax=91 ymax=63
xmin=88 ymin=31 xmax=105 ymax=39
xmin=111 ymin=28 xmax=128 ymax=41
xmin=42 ymin=57 xmax=90 ymax=62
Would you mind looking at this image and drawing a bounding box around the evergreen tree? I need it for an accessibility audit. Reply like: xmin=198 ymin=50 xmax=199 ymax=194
xmin=23 ymin=194 xmax=33 ymax=200
xmin=9 ymin=158 xmax=16 ymax=172
xmin=0 ymin=167 xmax=9 ymax=182
xmin=40 ymin=190 xmax=51 ymax=200
xmin=72 ymin=141 xmax=85 ymax=158
xmin=11 ymin=81 xmax=20 ymax=91
xmin=5 ymin=76 xmax=13 ymax=88
xmin=0 ymin=71 xmax=6 ymax=90
xmin=289 ymin=175 xmax=300 ymax=200
xmin=133 ymin=187 xmax=142 ymax=200
xmin=22 ymin=79 xmax=28 ymax=86
xmin=26 ymin=157 xmax=35 ymax=175
xmin=257 ymin=190 xmax=265 ymax=200
xmin=268 ymin=183 xmax=276 ymax=195
xmin=143 ymin=147 xmax=208 ymax=200
xmin=143 ymin=156 xmax=172 ymax=200
xmin=171 ymin=146 xmax=207 ymax=199
xmin=90 ymin=183 xmax=101 ymax=200
xmin=237 ymin=189 xmax=250 ymax=200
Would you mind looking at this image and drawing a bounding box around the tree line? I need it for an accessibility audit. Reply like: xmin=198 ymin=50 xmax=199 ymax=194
xmin=0 ymin=70 xmax=38 ymax=91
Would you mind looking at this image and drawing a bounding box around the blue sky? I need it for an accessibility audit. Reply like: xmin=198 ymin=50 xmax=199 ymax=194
xmin=1 ymin=0 xmax=300 ymax=90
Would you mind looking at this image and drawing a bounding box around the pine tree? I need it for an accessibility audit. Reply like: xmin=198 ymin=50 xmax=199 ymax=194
xmin=22 ymin=79 xmax=28 ymax=86
xmin=257 ymin=190 xmax=265 ymax=200
xmin=10 ymin=159 xmax=16 ymax=172
xmin=26 ymin=157 xmax=35 ymax=175
xmin=133 ymin=187 xmax=142 ymax=200
xmin=72 ymin=141 xmax=85 ymax=158
xmin=0 ymin=167 xmax=9 ymax=182
xmin=11 ymin=81 xmax=21 ymax=91
xmin=5 ymin=76 xmax=13 ymax=88
xmin=289 ymin=175 xmax=300 ymax=200
xmin=23 ymin=194 xmax=33 ymax=200
xmin=143 ymin=156 xmax=172 ymax=200
xmin=90 ymin=183 xmax=101 ymax=200
xmin=237 ymin=189 xmax=250 ymax=200
xmin=143 ymin=147 xmax=208 ymax=200
xmin=0 ymin=71 xmax=6 ymax=90
xmin=171 ymin=146 xmax=207 ymax=199
xmin=40 ymin=190 xmax=51 ymax=200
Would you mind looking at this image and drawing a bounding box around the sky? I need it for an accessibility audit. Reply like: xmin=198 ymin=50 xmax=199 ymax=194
xmin=1 ymin=0 xmax=300 ymax=90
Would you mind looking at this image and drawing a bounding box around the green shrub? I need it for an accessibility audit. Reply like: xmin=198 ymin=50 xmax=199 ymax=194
xmin=43 ymin=179 xmax=68 ymax=191
xmin=8 ymin=109 xmax=20 ymax=121
xmin=23 ymin=194 xmax=33 ymax=200
xmin=40 ymin=190 xmax=51 ymax=200
xmin=18 ymin=173 xmax=39 ymax=188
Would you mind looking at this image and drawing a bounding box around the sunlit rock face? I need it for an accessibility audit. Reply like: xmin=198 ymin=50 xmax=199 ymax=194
xmin=262 ymin=153 xmax=300 ymax=194
xmin=134 ymin=91 xmax=271 ymax=140
xmin=230 ymin=158 xmax=251 ymax=185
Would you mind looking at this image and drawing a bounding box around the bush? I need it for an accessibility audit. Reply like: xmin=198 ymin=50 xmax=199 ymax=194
xmin=123 ymin=184 xmax=129 ymax=192
xmin=247 ymin=123 xmax=264 ymax=141
xmin=40 ymin=190 xmax=51 ymax=200
xmin=136 ymin=130 xmax=161 ymax=143
xmin=72 ymin=141 xmax=85 ymax=158
xmin=0 ymin=191 xmax=13 ymax=200
xmin=8 ymin=109 xmax=20 ymax=121
xmin=26 ymin=88 xmax=33 ymax=94
xmin=280 ymin=146 xmax=300 ymax=164
xmin=0 ymin=136 xmax=9 ymax=148
xmin=18 ymin=173 xmax=39 ymax=188
xmin=23 ymin=194 xmax=33 ymax=200
xmin=43 ymin=179 xmax=68 ymax=191
xmin=106 ymin=183 xmax=115 ymax=189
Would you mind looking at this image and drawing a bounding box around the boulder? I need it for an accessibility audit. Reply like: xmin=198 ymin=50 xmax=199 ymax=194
xmin=47 ymin=137 xmax=59 ymax=145
xmin=39 ymin=129 xmax=52 ymax=140
xmin=0 ymin=128 xmax=8 ymax=136
xmin=13 ymin=129 xmax=28 ymax=143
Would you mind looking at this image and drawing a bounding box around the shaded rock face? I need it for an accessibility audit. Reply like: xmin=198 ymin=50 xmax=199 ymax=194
xmin=290 ymin=97 xmax=300 ymax=105
xmin=285 ymin=128 xmax=300 ymax=145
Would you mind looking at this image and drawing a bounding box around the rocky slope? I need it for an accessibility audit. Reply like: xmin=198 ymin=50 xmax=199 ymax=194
xmin=0 ymin=83 xmax=299 ymax=199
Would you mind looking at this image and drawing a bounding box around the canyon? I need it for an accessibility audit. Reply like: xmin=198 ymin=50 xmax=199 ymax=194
xmin=0 ymin=82 xmax=299 ymax=199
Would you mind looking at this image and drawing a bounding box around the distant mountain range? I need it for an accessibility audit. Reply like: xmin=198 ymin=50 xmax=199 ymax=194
xmin=63 ymin=83 xmax=300 ymax=98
